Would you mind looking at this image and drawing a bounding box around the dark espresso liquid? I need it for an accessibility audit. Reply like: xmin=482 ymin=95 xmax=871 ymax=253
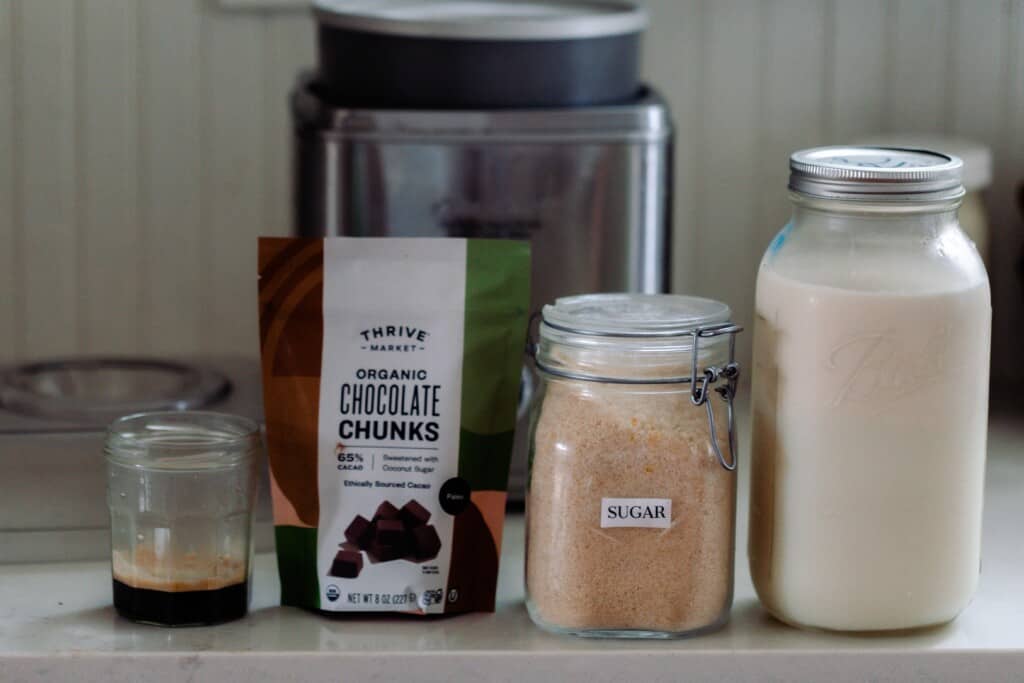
xmin=113 ymin=579 xmax=249 ymax=626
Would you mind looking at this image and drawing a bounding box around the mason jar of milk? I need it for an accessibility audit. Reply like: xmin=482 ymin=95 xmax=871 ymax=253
xmin=749 ymin=146 xmax=991 ymax=632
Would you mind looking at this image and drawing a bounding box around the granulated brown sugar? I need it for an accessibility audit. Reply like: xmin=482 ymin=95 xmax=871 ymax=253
xmin=526 ymin=377 xmax=736 ymax=634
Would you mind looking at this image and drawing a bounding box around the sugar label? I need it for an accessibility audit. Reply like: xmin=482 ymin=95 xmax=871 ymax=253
xmin=600 ymin=498 xmax=673 ymax=529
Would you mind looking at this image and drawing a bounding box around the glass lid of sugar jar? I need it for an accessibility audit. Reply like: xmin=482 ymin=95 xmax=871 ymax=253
xmin=535 ymin=293 xmax=738 ymax=381
xmin=541 ymin=292 xmax=731 ymax=337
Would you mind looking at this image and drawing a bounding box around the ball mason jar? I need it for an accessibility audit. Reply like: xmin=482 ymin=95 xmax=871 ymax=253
xmin=105 ymin=411 xmax=261 ymax=626
xmin=525 ymin=293 xmax=742 ymax=638
xmin=749 ymin=147 xmax=991 ymax=632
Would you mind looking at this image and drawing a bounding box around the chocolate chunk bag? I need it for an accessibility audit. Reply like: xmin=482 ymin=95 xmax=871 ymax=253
xmin=258 ymin=237 xmax=530 ymax=613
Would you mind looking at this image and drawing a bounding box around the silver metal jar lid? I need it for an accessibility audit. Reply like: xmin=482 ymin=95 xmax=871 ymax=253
xmin=312 ymin=0 xmax=648 ymax=41
xmin=789 ymin=146 xmax=965 ymax=201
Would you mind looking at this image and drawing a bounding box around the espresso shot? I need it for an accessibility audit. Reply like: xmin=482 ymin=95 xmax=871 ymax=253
xmin=111 ymin=549 xmax=250 ymax=626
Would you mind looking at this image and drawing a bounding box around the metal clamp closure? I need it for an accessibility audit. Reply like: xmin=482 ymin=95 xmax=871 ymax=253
xmin=688 ymin=324 xmax=742 ymax=472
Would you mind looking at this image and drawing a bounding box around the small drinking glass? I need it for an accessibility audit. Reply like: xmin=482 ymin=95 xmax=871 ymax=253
xmin=105 ymin=411 xmax=261 ymax=626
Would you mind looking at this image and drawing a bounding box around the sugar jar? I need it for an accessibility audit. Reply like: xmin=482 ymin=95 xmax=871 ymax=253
xmin=525 ymin=293 xmax=742 ymax=638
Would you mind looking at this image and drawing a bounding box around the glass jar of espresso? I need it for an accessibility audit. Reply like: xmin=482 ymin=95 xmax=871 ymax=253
xmin=105 ymin=411 xmax=261 ymax=626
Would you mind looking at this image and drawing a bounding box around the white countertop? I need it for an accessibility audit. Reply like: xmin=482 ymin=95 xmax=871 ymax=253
xmin=2 ymin=414 xmax=1023 ymax=682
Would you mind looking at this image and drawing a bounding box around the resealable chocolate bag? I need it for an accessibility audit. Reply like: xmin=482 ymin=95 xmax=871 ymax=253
xmin=257 ymin=237 xmax=530 ymax=614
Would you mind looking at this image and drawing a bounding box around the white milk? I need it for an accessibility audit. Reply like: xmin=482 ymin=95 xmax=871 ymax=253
xmin=749 ymin=260 xmax=991 ymax=631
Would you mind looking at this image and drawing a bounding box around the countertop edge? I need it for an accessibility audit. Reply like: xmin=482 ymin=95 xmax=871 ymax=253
xmin=4 ymin=649 xmax=1024 ymax=683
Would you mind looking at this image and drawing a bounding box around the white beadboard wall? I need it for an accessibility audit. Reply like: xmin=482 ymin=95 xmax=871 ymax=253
xmin=1 ymin=0 xmax=1023 ymax=380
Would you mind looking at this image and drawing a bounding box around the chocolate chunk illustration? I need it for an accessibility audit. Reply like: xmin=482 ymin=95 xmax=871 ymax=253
xmin=399 ymin=499 xmax=431 ymax=528
xmin=328 ymin=550 xmax=363 ymax=579
xmin=373 ymin=501 xmax=400 ymax=521
xmin=343 ymin=500 xmax=441 ymax=565
xmin=344 ymin=514 xmax=375 ymax=550
xmin=411 ymin=524 xmax=441 ymax=562
xmin=374 ymin=519 xmax=406 ymax=547
xmin=369 ymin=542 xmax=405 ymax=562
